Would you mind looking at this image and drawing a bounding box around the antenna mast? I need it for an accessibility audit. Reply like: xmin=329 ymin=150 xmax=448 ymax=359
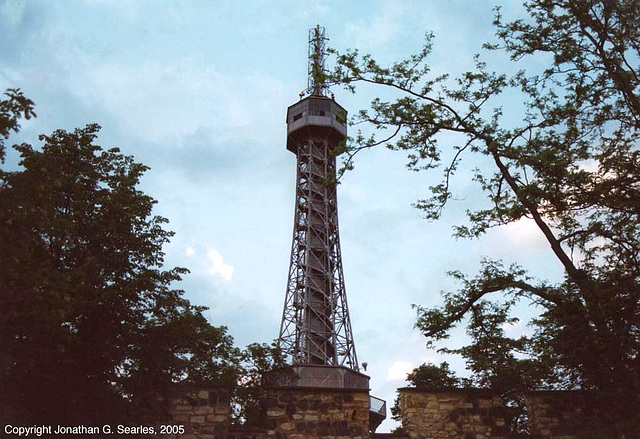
xmin=307 ymin=25 xmax=329 ymax=97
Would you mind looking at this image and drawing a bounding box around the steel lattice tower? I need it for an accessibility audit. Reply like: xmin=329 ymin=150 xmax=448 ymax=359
xmin=277 ymin=25 xmax=359 ymax=372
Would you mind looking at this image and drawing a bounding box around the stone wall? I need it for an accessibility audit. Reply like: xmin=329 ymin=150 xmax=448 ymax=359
xmin=160 ymin=385 xmax=607 ymax=439
xmin=525 ymin=390 xmax=618 ymax=439
xmin=264 ymin=387 xmax=370 ymax=439
xmin=164 ymin=387 xmax=231 ymax=439
xmin=397 ymin=388 xmax=510 ymax=439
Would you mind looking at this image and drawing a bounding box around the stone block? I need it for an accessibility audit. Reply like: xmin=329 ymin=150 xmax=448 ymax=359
xmin=279 ymin=422 xmax=295 ymax=431
xmin=171 ymin=414 xmax=189 ymax=422
xmin=205 ymin=414 xmax=228 ymax=423
xmin=194 ymin=405 xmax=214 ymax=415
xmin=189 ymin=415 xmax=205 ymax=423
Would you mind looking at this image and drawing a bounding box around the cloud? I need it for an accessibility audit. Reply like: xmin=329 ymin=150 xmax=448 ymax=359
xmin=386 ymin=361 xmax=414 ymax=382
xmin=0 ymin=1 xmax=46 ymax=64
xmin=342 ymin=2 xmax=414 ymax=51
xmin=498 ymin=217 xmax=547 ymax=249
xmin=344 ymin=17 xmax=399 ymax=50
xmin=186 ymin=246 xmax=195 ymax=256
xmin=296 ymin=3 xmax=332 ymax=21
xmin=50 ymin=53 xmax=289 ymax=148
xmin=206 ymin=247 xmax=234 ymax=282
xmin=577 ymin=159 xmax=600 ymax=173
xmin=0 ymin=0 xmax=27 ymax=28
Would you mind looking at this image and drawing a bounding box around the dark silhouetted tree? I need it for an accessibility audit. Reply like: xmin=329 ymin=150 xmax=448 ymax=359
xmin=231 ymin=342 xmax=288 ymax=428
xmin=329 ymin=1 xmax=640 ymax=436
xmin=0 ymin=100 xmax=240 ymax=424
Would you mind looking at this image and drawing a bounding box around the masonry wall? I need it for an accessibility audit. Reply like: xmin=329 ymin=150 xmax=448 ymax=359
xmin=161 ymin=385 xmax=604 ymax=439
xmin=164 ymin=387 xmax=231 ymax=439
xmin=525 ymin=390 xmax=620 ymax=439
xmin=264 ymin=387 xmax=370 ymax=439
xmin=398 ymin=388 xmax=510 ymax=439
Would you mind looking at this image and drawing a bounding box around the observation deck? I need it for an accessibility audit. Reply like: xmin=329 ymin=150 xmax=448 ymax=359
xmin=286 ymin=95 xmax=347 ymax=155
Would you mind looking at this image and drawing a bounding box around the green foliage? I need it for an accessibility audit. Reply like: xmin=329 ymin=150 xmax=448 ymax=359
xmin=390 ymin=362 xmax=469 ymax=427
xmin=406 ymin=361 xmax=468 ymax=389
xmin=232 ymin=342 xmax=287 ymax=428
xmin=0 ymin=88 xmax=35 ymax=164
xmin=329 ymin=1 xmax=640 ymax=436
xmin=0 ymin=110 xmax=240 ymax=424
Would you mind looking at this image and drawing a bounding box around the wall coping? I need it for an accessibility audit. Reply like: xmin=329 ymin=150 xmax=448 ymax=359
xmin=397 ymin=387 xmax=592 ymax=399
xmin=397 ymin=387 xmax=498 ymax=396
xmin=267 ymin=386 xmax=370 ymax=394
xmin=524 ymin=389 xmax=592 ymax=396
xmin=165 ymin=384 xmax=233 ymax=399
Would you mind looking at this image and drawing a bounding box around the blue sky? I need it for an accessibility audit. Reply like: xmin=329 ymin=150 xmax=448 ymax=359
xmin=1 ymin=0 xmax=567 ymax=431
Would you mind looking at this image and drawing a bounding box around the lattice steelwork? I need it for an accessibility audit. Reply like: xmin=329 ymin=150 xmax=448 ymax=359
xmin=277 ymin=26 xmax=359 ymax=372
xmin=307 ymin=25 xmax=329 ymax=97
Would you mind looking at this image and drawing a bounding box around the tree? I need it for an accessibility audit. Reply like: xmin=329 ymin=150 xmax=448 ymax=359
xmin=231 ymin=342 xmax=288 ymax=428
xmin=328 ymin=0 xmax=639 ymax=436
xmin=390 ymin=361 xmax=468 ymax=429
xmin=405 ymin=362 xmax=468 ymax=390
xmin=0 ymin=103 xmax=240 ymax=424
xmin=0 ymin=88 xmax=35 ymax=165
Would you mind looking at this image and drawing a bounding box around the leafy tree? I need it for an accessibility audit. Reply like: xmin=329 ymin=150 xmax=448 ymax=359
xmin=390 ymin=361 xmax=468 ymax=430
xmin=0 ymin=88 xmax=35 ymax=164
xmin=231 ymin=342 xmax=288 ymax=428
xmin=405 ymin=361 xmax=468 ymax=390
xmin=328 ymin=0 xmax=639 ymax=436
xmin=0 ymin=99 xmax=240 ymax=424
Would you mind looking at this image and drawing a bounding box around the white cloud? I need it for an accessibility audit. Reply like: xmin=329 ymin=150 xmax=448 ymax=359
xmin=206 ymin=247 xmax=233 ymax=282
xmin=386 ymin=361 xmax=414 ymax=382
xmin=501 ymin=321 xmax=520 ymax=334
xmin=186 ymin=246 xmax=195 ymax=256
xmin=498 ymin=217 xmax=546 ymax=249
xmin=577 ymin=159 xmax=600 ymax=173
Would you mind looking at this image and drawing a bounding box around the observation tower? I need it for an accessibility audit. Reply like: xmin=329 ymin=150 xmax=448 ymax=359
xmin=269 ymin=25 xmax=386 ymax=430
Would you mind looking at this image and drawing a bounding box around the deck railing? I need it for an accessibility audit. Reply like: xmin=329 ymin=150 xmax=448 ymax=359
xmin=370 ymin=394 xmax=386 ymax=416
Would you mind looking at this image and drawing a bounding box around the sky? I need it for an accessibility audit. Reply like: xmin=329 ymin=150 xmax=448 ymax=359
xmin=0 ymin=0 xmax=567 ymax=431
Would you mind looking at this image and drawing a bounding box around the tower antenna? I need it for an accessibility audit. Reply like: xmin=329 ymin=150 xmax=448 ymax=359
xmin=307 ymin=25 xmax=329 ymax=97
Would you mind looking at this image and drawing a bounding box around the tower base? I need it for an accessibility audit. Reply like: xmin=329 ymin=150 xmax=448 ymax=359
xmin=264 ymin=364 xmax=369 ymax=390
xmin=264 ymin=365 xmax=386 ymax=433
xmin=265 ymin=385 xmax=371 ymax=436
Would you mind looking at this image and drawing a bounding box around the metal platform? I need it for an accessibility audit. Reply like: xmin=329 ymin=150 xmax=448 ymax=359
xmin=264 ymin=364 xmax=369 ymax=389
